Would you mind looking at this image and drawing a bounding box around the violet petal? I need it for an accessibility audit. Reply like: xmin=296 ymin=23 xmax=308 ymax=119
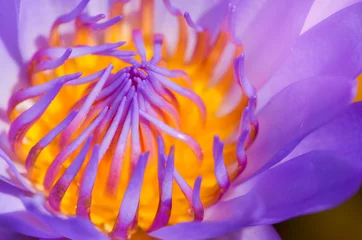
xmin=0 ymin=182 xmax=59 ymax=238
xmin=235 ymin=76 xmax=356 ymax=185
xmin=22 ymin=195 xmax=108 ymax=240
xmin=18 ymin=0 xmax=81 ymax=61
xmin=258 ymin=2 xmax=362 ymax=108
xmin=237 ymin=0 xmax=314 ymax=89
xmin=150 ymin=150 xmax=362 ymax=239
xmin=284 ymin=102 xmax=362 ymax=165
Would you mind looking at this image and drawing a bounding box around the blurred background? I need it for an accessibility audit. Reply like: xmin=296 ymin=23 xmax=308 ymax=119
xmin=275 ymin=189 xmax=362 ymax=239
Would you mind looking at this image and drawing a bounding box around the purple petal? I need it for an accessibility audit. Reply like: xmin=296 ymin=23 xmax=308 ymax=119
xmin=0 ymin=0 xmax=23 ymax=65
xmin=150 ymin=150 xmax=362 ymax=239
xmin=0 ymin=148 xmax=33 ymax=191
xmin=303 ymin=0 xmax=361 ymax=32
xmin=0 ymin=38 xmax=20 ymax=130
xmin=86 ymin=0 xmax=109 ymax=18
xmin=258 ymin=2 xmax=362 ymax=107
xmin=18 ymin=0 xmax=82 ymax=61
xmin=0 ymin=182 xmax=59 ymax=238
xmin=165 ymin=0 xmax=314 ymax=89
xmin=230 ymin=151 xmax=362 ymax=225
xmin=236 ymin=0 xmax=314 ymax=89
xmin=22 ymin=195 xmax=108 ymax=240
xmin=154 ymin=0 xmax=221 ymax=51
xmin=196 ymin=0 xmax=229 ymax=40
xmin=234 ymin=76 xmax=356 ymax=185
xmin=285 ymin=101 xmax=362 ymax=164
xmin=0 ymin=227 xmax=35 ymax=240
xmin=169 ymin=0 xmax=221 ymax=21
xmin=215 ymin=225 xmax=280 ymax=240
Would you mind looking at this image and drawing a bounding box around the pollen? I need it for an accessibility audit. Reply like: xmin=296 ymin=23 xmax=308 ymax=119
xmin=7 ymin=0 xmax=258 ymax=238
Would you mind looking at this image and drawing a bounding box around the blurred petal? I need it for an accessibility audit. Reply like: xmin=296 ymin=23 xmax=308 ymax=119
xmin=0 ymin=1 xmax=25 ymax=133
xmin=258 ymin=2 xmax=362 ymax=108
xmin=0 ymin=182 xmax=59 ymax=238
xmin=235 ymin=76 xmax=355 ymax=185
xmin=0 ymin=151 xmax=102 ymax=239
xmin=196 ymin=0 xmax=229 ymax=39
xmin=0 ymin=38 xmax=18 ymax=131
xmin=18 ymin=0 xmax=82 ymax=61
xmin=22 ymin=195 xmax=108 ymax=240
xmin=303 ymin=0 xmax=361 ymax=33
xmin=0 ymin=227 xmax=36 ymax=240
xmin=87 ymin=0 xmax=110 ymax=17
xmin=239 ymin=225 xmax=281 ymax=240
xmin=215 ymin=225 xmax=280 ymax=240
xmin=151 ymin=150 xmax=362 ymax=239
xmin=0 ymin=145 xmax=34 ymax=192
xmin=284 ymin=102 xmax=362 ymax=163
xmin=168 ymin=0 xmax=313 ymax=89
xmin=0 ymin=0 xmax=23 ymax=65
xmin=154 ymin=0 xmax=221 ymax=53
xmin=237 ymin=0 xmax=314 ymax=89
xmin=171 ymin=0 xmax=221 ymax=21
xmin=214 ymin=150 xmax=362 ymax=224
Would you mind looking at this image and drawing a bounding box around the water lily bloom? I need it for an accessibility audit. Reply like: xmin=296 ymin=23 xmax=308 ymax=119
xmin=1 ymin=0 xmax=362 ymax=239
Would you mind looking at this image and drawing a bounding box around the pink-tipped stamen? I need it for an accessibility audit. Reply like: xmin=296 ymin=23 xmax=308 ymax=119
xmin=150 ymin=34 xmax=164 ymax=64
xmin=192 ymin=177 xmax=204 ymax=221
xmin=60 ymin=64 xmax=112 ymax=147
xmin=43 ymin=107 xmax=108 ymax=191
xmin=54 ymin=0 xmax=90 ymax=26
xmin=92 ymin=16 xmax=123 ymax=30
xmin=213 ymin=136 xmax=230 ymax=192
xmin=150 ymin=72 xmax=206 ymax=123
xmin=133 ymin=29 xmax=147 ymax=62
xmin=35 ymin=49 xmax=72 ymax=72
xmin=184 ymin=12 xmax=204 ymax=32
xmin=99 ymin=97 xmax=127 ymax=158
xmin=162 ymin=0 xmax=182 ymax=16
xmin=8 ymin=73 xmax=81 ymax=114
xmin=148 ymin=146 xmax=175 ymax=231
xmin=139 ymin=110 xmax=203 ymax=161
xmin=8 ymin=82 xmax=65 ymax=151
xmin=130 ymin=95 xmax=141 ymax=168
xmin=79 ymin=13 xmax=105 ymax=25
xmin=48 ymin=135 xmax=92 ymax=211
xmin=107 ymin=110 xmax=132 ymax=195
xmin=234 ymin=54 xmax=256 ymax=98
xmin=25 ymin=110 xmax=78 ymax=170
xmin=77 ymin=144 xmax=100 ymax=219
xmin=111 ymin=153 xmax=149 ymax=239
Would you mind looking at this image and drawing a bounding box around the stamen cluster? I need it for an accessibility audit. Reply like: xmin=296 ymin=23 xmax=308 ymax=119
xmin=7 ymin=0 xmax=258 ymax=238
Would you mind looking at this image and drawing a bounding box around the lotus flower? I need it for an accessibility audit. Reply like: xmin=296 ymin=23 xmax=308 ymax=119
xmin=1 ymin=0 xmax=362 ymax=239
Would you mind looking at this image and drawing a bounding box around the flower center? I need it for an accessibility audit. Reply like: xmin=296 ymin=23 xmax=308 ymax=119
xmin=7 ymin=0 xmax=257 ymax=238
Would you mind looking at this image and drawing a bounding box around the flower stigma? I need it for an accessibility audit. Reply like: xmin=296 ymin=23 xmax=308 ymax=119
xmin=7 ymin=0 xmax=258 ymax=238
